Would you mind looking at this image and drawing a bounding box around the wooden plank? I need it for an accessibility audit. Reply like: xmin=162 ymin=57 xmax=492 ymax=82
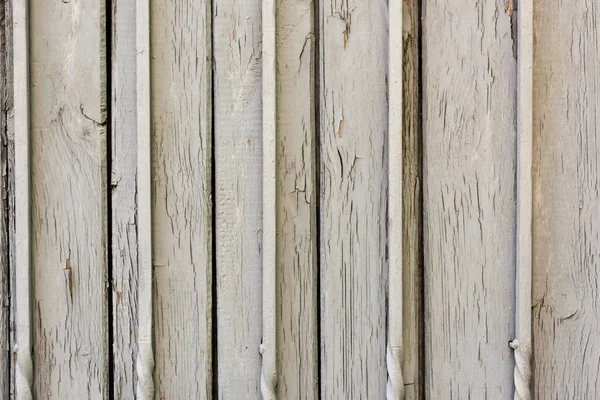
xmin=532 ymin=2 xmax=600 ymax=398
xmin=512 ymin=0 xmax=533 ymax=398
xmin=12 ymin=0 xmax=32 ymax=397
xmin=318 ymin=0 xmax=388 ymax=397
xmin=150 ymin=0 xmax=213 ymax=398
xmin=110 ymin=0 xmax=139 ymax=397
xmin=401 ymin=0 xmax=423 ymax=398
xmin=422 ymin=0 xmax=517 ymax=397
xmin=213 ymin=0 xmax=263 ymax=396
xmin=29 ymin=0 xmax=108 ymax=397
xmin=275 ymin=0 xmax=318 ymax=398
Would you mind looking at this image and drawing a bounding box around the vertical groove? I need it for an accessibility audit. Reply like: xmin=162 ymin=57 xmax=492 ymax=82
xmin=512 ymin=0 xmax=533 ymax=398
xmin=314 ymin=0 xmax=322 ymax=396
xmin=135 ymin=0 xmax=154 ymax=397
xmin=387 ymin=0 xmax=404 ymax=399
xmin=210 ymin=0 xmax=218 ymax=394
xmin=106 ymin=0 xmax=114 ymax=397
xmin=12 ymin=0 xmax=32 ymax=398
xmin=261 ymin=0 xmax=277 ymax=397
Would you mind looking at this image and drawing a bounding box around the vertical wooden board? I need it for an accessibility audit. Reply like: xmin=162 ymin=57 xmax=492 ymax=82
xmin=0 ymin=0 xmax=10 ymax=396
xmin=318 ymin=0 xmax=388 ymax=398
xmin=402 ymin=0 xmax=422 ymax=397
xmin=111 ymin=0 xmax=138 ymax=397
xmin=533 ymin=2 xmax=600 ymax=397
xmin=29 ymin=0 xmax=108 ymax=397
xmin=150 ymin=0 xmax=213 ymax=398
xmin=213 ymin=0 xmax=263 ymax=396
xmin=275 ymin=0 xmax=318 ymax=398
xmin=422 ymin=0 xmax=516 ymax=398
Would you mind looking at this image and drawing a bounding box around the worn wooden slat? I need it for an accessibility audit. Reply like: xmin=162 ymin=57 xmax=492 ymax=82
xmin=213 ymin=0 xmax=263 ymax=396
xmin=13 ymin=0 xmax=32 ymax=397
xmin=275 ymin=0 xmax=318 ymax=397
xmin=318 ymin=0 xmax=388 ymax=397
xmin=29 ymin=0 xmax=108 ymax=397
xmin=150 ymin=0 xmax=213 ymax=398
xmin=110 ymin=0 xmax=139 ymax=397
xmin=532 ymin=2 xmax=600 ymax=398
xmin=423 ymin=0 xmax=516 ymax=397
xmin=401 ymin=0 xmax=423 ymax=397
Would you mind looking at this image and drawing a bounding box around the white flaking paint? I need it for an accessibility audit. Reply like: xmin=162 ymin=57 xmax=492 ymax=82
xmin=13 ymin=0 xmax=32 ymax=398
xmin=136 ymin=0 xmax=154 ymax=397
xmin=513 ymin=0 xmax=533 ymax=398
xmin=387 ymin=0 xmax=403 ymax=398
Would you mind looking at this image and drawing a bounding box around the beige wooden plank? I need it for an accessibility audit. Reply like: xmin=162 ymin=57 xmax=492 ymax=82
xmin=423 ymin=0 xmax=516 ymax=397
xmin=275 ymin=0 xmax=319 ymax=398
xmin=318 ymin=1 xmax=388 ymax=397
xmin=532 ymin=2 xmax=600 ymax=398
xmin=150 ymin=0 xmax=213 ymax=398
xmin=213 ymin=0 xmax=263 ymax=396
xmin=29 ymin=0 xmax=108 ymax=397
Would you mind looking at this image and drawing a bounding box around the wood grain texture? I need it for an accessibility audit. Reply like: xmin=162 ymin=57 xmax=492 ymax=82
xmin=213 ymin=0 xmax=263 ymax=396
xmin=110 ymin=0 xmax=139 ymax=397
xmin=318 ymin=0 xmax=388 ymax=397
xmin=422 ymin=0 xmax=516 ymax=398
xmin=150 ymin=0 xmax=213 ymax=398
xmin=29 ymin=0 xmax=108 ymax=397
xmin=401 ymin=0 xmax=423 ymax=398
xmin=275 ymin=0 xmax=318 ymax=398
xmin=532 ymin=1 xmax=600 ymax=398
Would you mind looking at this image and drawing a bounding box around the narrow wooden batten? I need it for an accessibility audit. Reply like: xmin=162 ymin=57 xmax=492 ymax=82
xmin=511 ymin=0 xmax=533 ymax=399
xmin=13 ymin=0 xmax=33 ymax=398
xmin=136 ymin=0 xmax=155 ymax=398
xmin=387 ymin=1 xmax=404 ymax=399
xmin=261 ymin=0 xmax=277 ymax=397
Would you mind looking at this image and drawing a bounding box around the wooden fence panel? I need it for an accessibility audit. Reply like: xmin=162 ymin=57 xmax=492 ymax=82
xmin=533 ymin=2 xmax=600 ymax=397
xmin=422 ymin=0 xmax=517 ymax=397
xmin=29 ymin=0 xmax=108 ymax=397
xmin=318 ymin=0 xmax=388 ymax=398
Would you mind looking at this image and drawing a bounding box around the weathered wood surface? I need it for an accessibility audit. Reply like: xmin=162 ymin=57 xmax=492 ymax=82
xmin=110 ymin=0 xmax=139 ymax=397
xmin=318 ymin=0 xmax=388 ymax=397
xmin=29 ymin=0 xmax=108 ymax=397
xmin=150 ymin=0 xmax=213 ymax=398
xmin=275 ymin=0 xmax=318 ymax=398
xmin=213 ymin=0 xmax=263 ymax=396
xmin=532 ymin=2 xmax=600 ymax=398
xmin=423 ymin=0 xmax=516 ymax=397
xmin=401 ymin=0 xmax=423 ymax=398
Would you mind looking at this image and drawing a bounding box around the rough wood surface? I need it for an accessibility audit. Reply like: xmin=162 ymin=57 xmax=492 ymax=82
xmin=275 ymin=0 xmax=318 ymax=398
xmin=111 ymin=0 xmax=140 ymax=397
xmin=29 ymin=0 xmax=108 ymax=397
xmin=532 ymin=2 xmax=600 ymax=398
xmin=150 ymin=0 xmax=213 ymax=398
xmin=423 ymin=0 xmax=516 ymax=398
xmin=318 ymin=0 xmax=388 ymax=397
xmin=213 ymin=0 xmax=263 ymax=397
xmin=401 ymin=0 xmax=423 ymax=398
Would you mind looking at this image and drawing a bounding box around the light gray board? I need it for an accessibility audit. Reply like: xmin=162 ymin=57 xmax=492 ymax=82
xmin=29 ymin=0 xmax=108 ymax=397
xmin=532 ymin=2 xmax=600 ymax=398
xmin=150 ymin=0 xmax=213 ymax=398
xmin=318 ymin=0 xmax=388 ymax=397
xmin=422 ymin=0 xmax=516 ymax=397
xmin=213 ymin=0 xmax=263 ymax=397
xmin=275 ymin=0 xmax=318 ymax=398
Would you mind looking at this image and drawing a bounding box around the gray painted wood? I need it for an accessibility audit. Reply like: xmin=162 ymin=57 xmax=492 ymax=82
xmin=532 ymin=2 xmax=600 ymax=398
xmin=29 ymin=0 xmax=108 ymax=397
xmin=423 ymin=1 xmax=517 ymax=398
xmin=150 ymin=0 xmax=213 ymax=398
xmin=213 ymin=0 xmax=263 ymax=397
xmin=318 ymin=0 xmax=388 ymax=398
xmin=275 ymin=0 xmax=318 ymax=398
xmin=401 ymin=0 xmax=422 ymax=397
xmin=111 ymin=0 xmax=140 ymax=397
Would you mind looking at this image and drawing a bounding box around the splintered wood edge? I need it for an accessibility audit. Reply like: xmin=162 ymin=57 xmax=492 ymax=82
xmin=262 ymin=0 xmax=277 ymax=397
